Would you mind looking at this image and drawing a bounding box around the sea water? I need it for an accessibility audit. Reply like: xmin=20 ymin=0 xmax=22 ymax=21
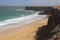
xmin=0 ymin=6 xmax=47 ymax=30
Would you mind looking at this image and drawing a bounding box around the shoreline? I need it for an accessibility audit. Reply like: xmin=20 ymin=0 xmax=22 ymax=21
xmin=0 ymin=18 xmax=48 ymax=40
xmin=0 ymin=16 xmax=47 ymax=31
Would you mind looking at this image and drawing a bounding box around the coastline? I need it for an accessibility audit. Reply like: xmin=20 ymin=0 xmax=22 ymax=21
xmin=0 ymin=18 xmax=48 ymax=40
xmin=0 ymin=14 xmax=47 ymax=31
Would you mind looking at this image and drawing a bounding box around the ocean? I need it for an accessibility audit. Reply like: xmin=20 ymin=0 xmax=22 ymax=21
xmin=0 ymin=6 xmax=47 ymax=30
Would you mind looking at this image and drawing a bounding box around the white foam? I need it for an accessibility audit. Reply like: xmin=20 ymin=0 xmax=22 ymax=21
xmin=0 ymin=12 xmax=47 ymax=30
xmin=0 ymin=12 xmax=39 ymax=26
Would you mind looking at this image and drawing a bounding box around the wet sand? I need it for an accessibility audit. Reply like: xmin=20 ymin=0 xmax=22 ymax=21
xmin=0 ymin=18 xmax=48 ymax=40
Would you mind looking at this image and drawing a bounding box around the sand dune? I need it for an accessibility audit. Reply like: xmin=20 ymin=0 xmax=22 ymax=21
xmin=0 ymin=18 xmax=48 ymax=40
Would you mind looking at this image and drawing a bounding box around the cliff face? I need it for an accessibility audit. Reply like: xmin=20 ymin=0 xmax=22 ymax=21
xmin=52 ymin=6 xmax=60 ymax=9
xmin=25 ymin=6 xmax=54 ymax=15
xmin=25 ymin=7 xmax=53 ymax=11
xmin=25 ymin=6 xmax=60 ymax=15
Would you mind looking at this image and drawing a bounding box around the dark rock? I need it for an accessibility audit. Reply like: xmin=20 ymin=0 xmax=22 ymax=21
xmin=35 ymin=13 xmax=60 ymax=40
xmin=25 ymin=6 xmax=60 ymax=40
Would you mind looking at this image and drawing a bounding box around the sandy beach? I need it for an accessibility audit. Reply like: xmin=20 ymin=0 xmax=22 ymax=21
xmin=0 ymin=18 xmax=48 ymax=40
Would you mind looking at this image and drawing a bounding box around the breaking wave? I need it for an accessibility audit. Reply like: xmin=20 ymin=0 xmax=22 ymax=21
xmin=0 ymin=12 xmax=47 ymax=30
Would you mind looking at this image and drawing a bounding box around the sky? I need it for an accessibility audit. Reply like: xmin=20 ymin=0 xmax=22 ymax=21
xmin=0 ymin=0 xmax=60 ymax=6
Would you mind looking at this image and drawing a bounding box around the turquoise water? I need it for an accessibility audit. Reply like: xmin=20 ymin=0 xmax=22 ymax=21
xmin=0 ymin=6 xmax=35 ymax=21
xmin=0 ymin=6 xmax=47 ymax=30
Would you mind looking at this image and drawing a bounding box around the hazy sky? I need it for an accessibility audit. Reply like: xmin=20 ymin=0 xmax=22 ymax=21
xmin=0 ymin=0 xmax=60 ymax=6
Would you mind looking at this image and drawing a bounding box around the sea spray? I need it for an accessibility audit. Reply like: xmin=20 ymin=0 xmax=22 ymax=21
xmin=0 ymin=13 xmax=47 ymax=30
xmin=0 ymin=12 xmax=39 ymax=26
xmin=0 ymin=6 xmax=47 ymax=30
